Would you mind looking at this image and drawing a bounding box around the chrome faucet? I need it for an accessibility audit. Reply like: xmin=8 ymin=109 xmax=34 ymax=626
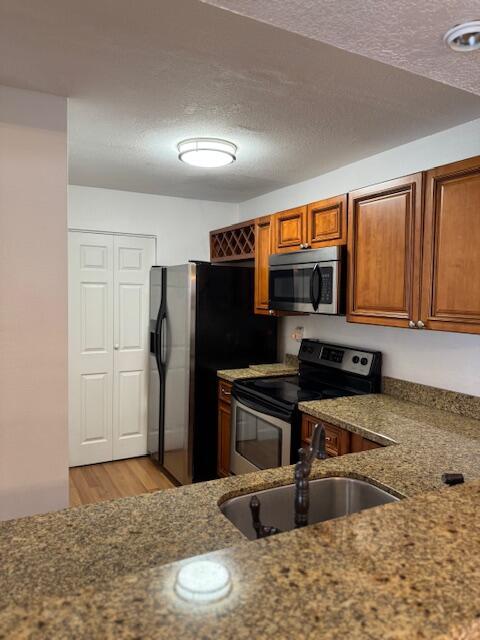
xmin=294 ymin=423 xmax=328 ymax=527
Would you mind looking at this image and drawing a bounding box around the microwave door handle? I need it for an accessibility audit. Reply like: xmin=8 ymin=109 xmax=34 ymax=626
xmin=310 ymin=264 xmax=320 ymax=311
xmin=315 ymin=267 xmax=323 ymax=309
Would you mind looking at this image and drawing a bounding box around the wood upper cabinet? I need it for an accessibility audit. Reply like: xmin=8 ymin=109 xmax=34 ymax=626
xmin=254 ymin=215 xmax=274 ymax=315
xmin=307 ymin=195 xmax=347 ymax=248
xmin=347 ymin=173 xmax=423 ymax=328
xmin=421 ymin=156 xmax=480 ymax=334
xmin=273 ymin=206 xmax=307 ymax=253
xmin=273 ymin=196 xmax=347 ymax=254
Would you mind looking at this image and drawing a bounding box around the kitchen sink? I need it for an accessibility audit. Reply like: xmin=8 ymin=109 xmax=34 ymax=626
xmin=220 ymin=477 xmax=400 ymax=540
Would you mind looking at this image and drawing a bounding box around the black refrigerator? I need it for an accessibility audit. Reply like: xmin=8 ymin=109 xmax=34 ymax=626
xmin=147 ymin=262 xmax=277 ymax=484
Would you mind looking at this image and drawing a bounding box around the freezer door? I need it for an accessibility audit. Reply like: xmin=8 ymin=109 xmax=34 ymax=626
xmin=162 ymin=263 xmax=196 ymax=485
xmin=147 ymin=267 xmax=164 ymax=459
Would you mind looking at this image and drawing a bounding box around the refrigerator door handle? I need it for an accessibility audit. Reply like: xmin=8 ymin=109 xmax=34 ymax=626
xmin=160 ymin=314 xmax=167 ymax=366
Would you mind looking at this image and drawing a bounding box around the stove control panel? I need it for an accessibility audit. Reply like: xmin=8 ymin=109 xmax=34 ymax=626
xmin=298 ymin=339 xmax=379 ymax=377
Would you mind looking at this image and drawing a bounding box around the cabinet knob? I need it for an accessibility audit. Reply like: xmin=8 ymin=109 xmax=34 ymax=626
xmin=408 ymin=321 xmax=416 ymax=329
xmin=114 ymin=344 xmax=120 ymax=350
xmin=416 ymin=320 xmax=425 ymax=329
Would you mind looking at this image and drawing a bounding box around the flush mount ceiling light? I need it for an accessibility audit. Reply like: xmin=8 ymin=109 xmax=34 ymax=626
xmin=177 ymin=138 xmax=237 ymax=168
xmin=444 ymin=21 xmax=480 ymax=51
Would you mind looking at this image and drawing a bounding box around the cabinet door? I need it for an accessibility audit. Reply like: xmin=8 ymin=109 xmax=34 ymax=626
xmin=217 ymin=399 xmax=231 ymax=478
xmin=273 ymin=206 xmax=307 ymax=253
xmin=254 ymin=216 xmax=273 ymax=314
xmin=347 ymin=174 xmax=423 ymax=328
xmin=421 ymin=156 xmax=480 ymax=334
xmin=307 ymin=195 xmax=347 ymax=248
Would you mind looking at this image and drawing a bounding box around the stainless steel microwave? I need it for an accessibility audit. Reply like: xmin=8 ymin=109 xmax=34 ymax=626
xmin=269 ymin=246 xmax=345 ymax=314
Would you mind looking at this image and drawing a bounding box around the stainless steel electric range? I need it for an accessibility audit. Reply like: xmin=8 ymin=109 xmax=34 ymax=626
xmin=230 ymin=339 xmax=382 ymax=476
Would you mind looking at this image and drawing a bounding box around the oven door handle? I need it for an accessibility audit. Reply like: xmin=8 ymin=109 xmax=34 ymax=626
xmin=310 ymin=264 xmax=321 ymax=311
xmin=232 ymin=392 xmax=293 ymax=423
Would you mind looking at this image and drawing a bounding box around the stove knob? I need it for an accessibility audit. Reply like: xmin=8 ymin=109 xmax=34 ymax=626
xmin=360 ymin=357 xmax=368 ymax=366
xmin=352 ymin=356 xmax=360 ymax=364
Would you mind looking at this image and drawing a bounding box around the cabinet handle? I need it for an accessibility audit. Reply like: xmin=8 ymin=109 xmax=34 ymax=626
xmin=408 ymin=321 xmax=416 ymax=329
xmin=268 ymin=309 xmax=275 ymax=316
xmin=417 ymin=320 xmax=425 ymax=329
xmin=222 ymin=389 xmax=231 ymax=396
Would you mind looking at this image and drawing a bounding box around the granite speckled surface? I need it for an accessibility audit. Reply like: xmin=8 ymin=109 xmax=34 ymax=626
xmin=1 ymin=481 xmax=479 ymax=639
xmin=383 ymin=376 xmax=480 ymax=421
xmin=217 ymin=360 xmax=297 ymax=382
xmin=1 ymin=383 xmax=480 ymax=638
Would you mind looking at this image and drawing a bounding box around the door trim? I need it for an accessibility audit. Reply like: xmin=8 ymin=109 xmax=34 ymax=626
xmin=68 ymin=229 xmax=157 ymax=263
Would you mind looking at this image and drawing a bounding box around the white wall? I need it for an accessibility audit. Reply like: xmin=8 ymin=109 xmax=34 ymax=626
xmin=239 ymin=117 xmax=480 ymax=397
xmin=0 ymin=86 xmax=69 ymax=520
xmin=68 ymin=185 xmax=239 ymax=263
xmin=239 ymin=117 xmax=480 ymax=219
xmin=280 ymin=317 xmax=480 ymax=397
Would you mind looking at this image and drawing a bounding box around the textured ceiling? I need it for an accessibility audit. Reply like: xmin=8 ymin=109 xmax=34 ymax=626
xmin=1 ymin=0 xmax=480 ymax=202
xmin=200 ymin=0 xmax=480 ymax=96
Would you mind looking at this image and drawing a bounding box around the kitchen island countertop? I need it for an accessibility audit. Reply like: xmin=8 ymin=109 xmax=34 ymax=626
xmin=1 ymin=385 xmax=480 ymax=639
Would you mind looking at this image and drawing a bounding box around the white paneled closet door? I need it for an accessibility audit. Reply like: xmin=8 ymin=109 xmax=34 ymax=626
xmin=112 ymin=235 xmax=155 ymax=460
xmin=68 ymin=231 xmax=155 ymax=467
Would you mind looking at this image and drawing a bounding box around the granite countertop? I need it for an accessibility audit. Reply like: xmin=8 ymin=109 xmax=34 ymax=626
xmin=1 ymin=384 xmax=480 ymax=638
xmin=217 ymin=364 xmax=297 ymax=382
xmin=217 ymin=355 xmax=298 ymax=382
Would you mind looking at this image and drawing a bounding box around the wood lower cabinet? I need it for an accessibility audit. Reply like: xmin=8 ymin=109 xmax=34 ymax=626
xmin=307 ymin=195 xmax=347 ymax=249
xmin=421 ymin=156 xmax=480 ymax=334
xmin=350 ymin=433 xmax=382 ymax=453
xmin=217 ymin=380 xmax=232 ymax=477
xmin=273 ymin=206 xmax=307 ymax=253
xmin=347 ymin=174 xmax=423 ymax=329
xmin=301 ymin=414 xmax=351 ymax=457
xmin=301 ymin=413 xmax=383 ymax=457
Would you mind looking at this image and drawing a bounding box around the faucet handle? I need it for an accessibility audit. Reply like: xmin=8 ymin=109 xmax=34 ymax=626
xmin=249 ymin=495 xmax=282 ymax=539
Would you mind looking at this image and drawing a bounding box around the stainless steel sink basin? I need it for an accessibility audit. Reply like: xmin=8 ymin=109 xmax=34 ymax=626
xmin=220 ymin=477 xmax=399 ymax=540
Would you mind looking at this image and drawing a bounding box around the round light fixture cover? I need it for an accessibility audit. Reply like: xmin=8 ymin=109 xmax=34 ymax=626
xmin=444 ymin=21 xmax=480 ymax=51
xmin=174 ymin=560 xmax=232 ymax=604
xmin=177 ymin=138 xmax=237 ymax=167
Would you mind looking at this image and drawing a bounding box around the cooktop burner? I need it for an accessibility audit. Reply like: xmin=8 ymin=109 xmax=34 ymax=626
xmin=239 ymin=375 xmax=352 ymax=405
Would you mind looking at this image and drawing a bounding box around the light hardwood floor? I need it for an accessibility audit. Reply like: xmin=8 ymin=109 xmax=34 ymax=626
xmin=69 ymin=456 xmax=174 ymax=507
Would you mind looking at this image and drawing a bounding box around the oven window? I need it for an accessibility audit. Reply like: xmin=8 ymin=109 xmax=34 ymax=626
xmin=270 ymin=267 xmax=312 ymax=304
xmin=235 ymin=406 xmax=282 ymax=470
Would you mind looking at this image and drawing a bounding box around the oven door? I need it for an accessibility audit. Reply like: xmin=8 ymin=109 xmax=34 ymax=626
xmin=269 ymin=261 xmax=339 ymax=314
xmin=230 ymin=398 xmax=291 ymax=475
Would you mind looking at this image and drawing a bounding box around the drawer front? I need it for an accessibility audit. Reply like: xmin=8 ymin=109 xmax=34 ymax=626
xmin=301 ymin=414 xmax=350 ymax=457
xmin=218 ymin=379 xmax=233 ymax=404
